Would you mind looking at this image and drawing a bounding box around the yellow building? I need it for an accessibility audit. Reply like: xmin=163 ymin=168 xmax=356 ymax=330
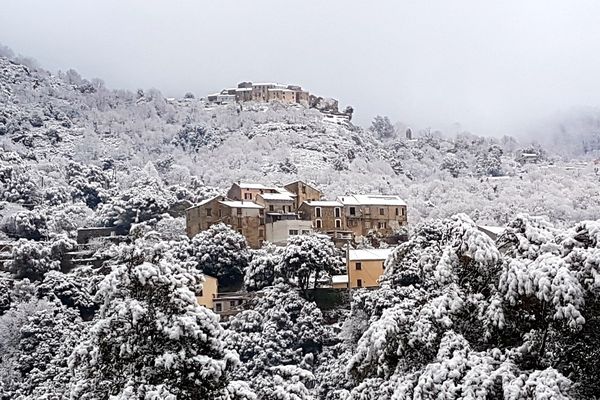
xmin=346 ymin=248 xmax=394 ymax=288
xmin=197 ymin=274 xmax=218 ymax=309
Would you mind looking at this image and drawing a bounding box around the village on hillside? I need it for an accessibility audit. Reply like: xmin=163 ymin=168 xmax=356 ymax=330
xmin=205 ymin=81 xmax=355 ymax=121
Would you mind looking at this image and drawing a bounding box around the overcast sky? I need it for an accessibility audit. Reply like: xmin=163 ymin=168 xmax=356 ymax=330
xmin=2 ymin=0 xmax=600 ymax=136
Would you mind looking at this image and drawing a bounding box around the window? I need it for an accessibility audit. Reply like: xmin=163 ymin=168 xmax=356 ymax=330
xmin=289 ymin=229 xmax=299 ymax=235
xmin=379 ymin=208 xmax=385 ymax=216
xmin=315 ymin=219 xmax=322 ymax=229
xmin=356 ymin=279 xmax=363 ymax=288
xmin=335 ymin=207 xmax=341 ymax=218
xmin=395 ymin=207 xmax=399 ymax=216
xmin=301 ymin=185 xmax=306 ymax=194
xmin=238 ymin=229 xmax=243 ymax=234
xmin=206 ymin=208 xmax=212 ymax=217
xmin=215 ymin=303 xmax=222 ymax=312
xmin=378 ymin=222 xmax=387 ymax=229
xmin=244 ymin=193 xmax=252 ymax=200
xmin=302 ymin=230 xmax=310 ymax=234
xmin=349 ymin=207 xmax=356 ymax=216
xmin=335 ymin=219 xmax=342 ymax=228
xmin=315 ymin=207 xmax=322 ymax=218
xmin=401 ymin=207 xmax=406 ymax=216
xmin=237 ymin=208 xmax=242 ymax=215
xmin=365 ymin=221 xmax=371 ymax=229
xmin=269 ymin=205 xmax=274 ymax=212
xmin=230 ymin=301 xmax=236 ymax=307
xmin=258 ymin=229 xmax=264 ymax=237
xmin=259 ymin=208 xmax=264 ymax=216
xmin=356 ymin=262 xmax=362 ymax=270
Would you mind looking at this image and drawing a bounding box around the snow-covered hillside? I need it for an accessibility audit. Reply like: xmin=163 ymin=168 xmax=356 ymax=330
xmin=1 ymin=55 xmax=599 ymax=233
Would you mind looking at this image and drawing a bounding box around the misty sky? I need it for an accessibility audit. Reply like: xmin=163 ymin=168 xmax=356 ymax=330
xmin=2 ymin=0 xmax=600 ymax=136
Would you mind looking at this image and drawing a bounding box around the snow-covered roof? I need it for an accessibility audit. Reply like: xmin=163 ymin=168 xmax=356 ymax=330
xmin=478 ymin=226 xmax=505 ymax=235
xmin=253 ymin=82 xmax=277 ymax=86
xmin=258 ymin=193 xmax=295 ymax=201
xmin=348 ymin=248 xmax=394 ymax=261
xmin=188 ymin=195 xmax=222 ymax=210
xmin=274 ymin=188 xmax=297 ymax=197
xmin=332 ymin=275 xmax=349 ymax=284
xmin=338 ymin=195 xmax=406 ymax=206
xmin=235 ymin=88 xmax=252 ymax=92
xmin=303 ymin=200 xmax=343 ymax=207
xmin=268 ymin=88 xmax=295 ymax=92
xmin=219 ymin=201 xmax=264 ymax=209
xmin=237 ymin=182 xmax=273 ymax=190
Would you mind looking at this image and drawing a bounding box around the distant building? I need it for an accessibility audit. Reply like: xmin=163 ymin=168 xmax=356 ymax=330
xmin=515 ymin=150 xmax=541 ymax=164
xmin=346 ymin=248 xmax=394 ymax=289
xmin=208 ymin=82 xmax=311 ymax=106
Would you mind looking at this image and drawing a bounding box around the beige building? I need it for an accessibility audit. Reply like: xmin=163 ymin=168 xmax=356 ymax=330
xmin=337 ymin=195 xmax=407 ymax=238
xmin=347 ymin=248 xmax=394 ymax=289
xmin=284 ymin=180 xmax=323 ymax=211
xmin=196 ymin=274 xmax=218 ymax=309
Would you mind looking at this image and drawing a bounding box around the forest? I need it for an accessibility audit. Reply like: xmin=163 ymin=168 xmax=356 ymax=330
xmin=1 ymin=47 xmax=600 ymax=399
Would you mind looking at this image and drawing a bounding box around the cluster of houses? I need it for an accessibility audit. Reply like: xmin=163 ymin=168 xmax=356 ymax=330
xmin=207 ymin=81 xmax=310 ymax=105
xmin=185 ymin=180 xmax=408 ymax=317
xmin=185 ymin=181 xmax=408 ymax=248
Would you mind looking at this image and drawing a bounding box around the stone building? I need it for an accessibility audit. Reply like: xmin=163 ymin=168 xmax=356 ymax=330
xmin=268 ymin=88 xmax=297 ymax=104
xmin=337 ymin=195 xmax=407 ymax=238
xmin=284 ymin=180 xmax=322 ymax=210
xmin=298 ymin=200 xmax=345 ymax=232
xmin=255 ymin=192 xmax=296 ymax=213
xmin=185 ymin=195 xmax=265 ymax=248
xmin=207 ymin=82 xmax=311 ymax=105
xmin=227 ymin=182 xmax=279 ymax=201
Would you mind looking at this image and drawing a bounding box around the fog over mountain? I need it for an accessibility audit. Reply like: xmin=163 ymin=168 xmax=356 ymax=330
xmin=3 ymin=0 xmax=600 ymax=137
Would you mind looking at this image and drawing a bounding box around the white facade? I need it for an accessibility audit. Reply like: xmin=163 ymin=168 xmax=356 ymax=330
xmin=265 ymin=219 xmax=313 ymax=245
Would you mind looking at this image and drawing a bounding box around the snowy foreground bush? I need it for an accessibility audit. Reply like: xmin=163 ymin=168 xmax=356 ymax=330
xmin=1 ymin=213 xmax=600 ymax=399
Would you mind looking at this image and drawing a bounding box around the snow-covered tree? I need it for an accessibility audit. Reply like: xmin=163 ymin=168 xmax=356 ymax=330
xmin=226 ymin=284 xmax=329 ymax=397
xmin=0 ymin=300 xmax=84 ymax=399
xmin=370 ymin=115 xmax=395 ymax=139
xmin=6 ymin=235 xmax=76 ymax=281
xmin=278 ymin=234 xmax=343 ymax=296
xmin=191 ymin=223 xmax=250 ymax=290
xmin=244 ymin=243 xmax=281 ymax=291
xmin=69 ymin=256 xmax=238 ymax=399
